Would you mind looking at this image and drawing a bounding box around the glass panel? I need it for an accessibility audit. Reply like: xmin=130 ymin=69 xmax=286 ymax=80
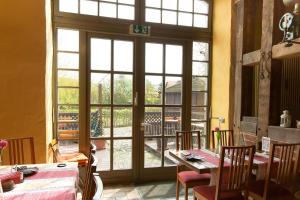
xmin=144 ymin=138 xmax=162 ymax=168
xmin=192 ymin=62 xmax=208 ymax=76
xmin=164 ymin=138 xmax=178 ymax=166
xmin=80 ymin=0 xmax=98 ymax=15
xmin=118 ymin=5 xmax=134 ymax=20
xmin=58 ymin=105 xmax=79 ymax=122
xmin=194 ymin=0 xmax=209 ymax=14
xmin=146 ymin=0 xmax=161 ymax=8
xmin=191 ymin=107 xmax=207 ymax=121
xmin=113 ymin=140 xmax=132 ymax=170
xmin=191 ymin=122 xmax=207 ymax=148
xmin=58 ymin=140 xmax=79 ymax=154
xmin=91 ymin=38 xmax=111 ymax=71
xmin=162 ymin=0 xmax=177 ymax=10
xmin=58 ymin=88 xmax=79 ymax=104
xmin=114 ymin=40 xmax=133 ymax=72
xmin=119 ymin=0 xmax=135 ymax=5
xmin=178 ymin=12 xmax=193 ymax=26
xmin=59 ymin=0 xmax=78 ymax=13
xmin=100 ymin=0 xmax=116 ymax=2
xmin=90 ymin=107 xmax=111 ymax=138
xmin=192 ymin=91 xmax=207 ymax=106
xmin=178 ymin=0 xmax=193 ymax=12
xmin=145 ymin=75 xmax=163 ymax=105
xmin=144 ymin=107 xmax=162 ymax=136
xmin=193 ymin=42 xmax=209 ymax=61
xmin=165 ymin=76 xmax=182 ymax=105
xmin=57 ymin=52 xmax=79 ymax=69
xmin=99 ymin=2 xmax=116 ymax=18
xmin=162 ymin=10 xmax=177 ymax=25
xmin=145 ymin=43 xmax=163 ymax=73
xmin=57 ymin=29 xmax=79 ymax=52
xmin=93 ymin=139 xmax=110 ymax=171
xmin=165 ymin=45 xmax=182 ymax=74
xmin=113 ymin=107 xmax=132 ymax=137
xmin=58 ymin=122 xmax=79 ymax=133
xmin=113 ymin=74 xmax=133 ymax=104
xmin=194 ymin=14 xmax=208 ymax=28
xmin=192 ymin=77 xmax=207 ymax=91
xmin=58 ymin=70 xmax=79 ymax=87
xmin=164 ymin=107 xmax=181 ymax=136
xmin=145 ymin=8 xmax=161 ymax=23
xmin=90 ymin=73 xmax=111 ymax=104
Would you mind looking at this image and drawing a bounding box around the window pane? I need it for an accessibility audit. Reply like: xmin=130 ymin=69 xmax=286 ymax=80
xmin=80 ymin=0 xmax=98 ymax=16
xmin=93 ymin=139 xmax=110 ymax=171
xmin=178 ymin=0 xmax=193 ymax=12
xmin=57 ymin=29 xmax=79 ymax=52
xmin=119 ymin=0 xmax=135 ymax=5
xmin=144 ymin=107 xmax=162 ymax=136
xmin=192 ymin=77 xmax=207 ymax=91
xmin=164 ymin=107 xmax=181 ymax=136
xmin=164 ymin=138 xmax=177 ymax=166
xmin=162 ymin=10 xmax=177 ymax=25
xmin=178 ymin=12 xmax=193 ymax=26
xmin=191 ymin=122 xmax=206 ymax=148
xmin=58 ymin=105 xmax=79 ymax=122
xmin=91 ymin=38 xmax=111 ymax=71
xmin=114 ymin=40 xmax=133 ymax=72
xmin=145 ymin=76 xmax=163 ymax=105
xmin=165 ymin=45 xmax=182 ymax=74
xmin=59 ymin=0 xmax=78 ymax=13
xmin=58 ymin=70 xmax=79 ymax=87
xmin=113 ymin=74 xmax=133 ymax=104
xmin=165 ymin=76 xmax=182 ymax=105
xmin=113 ymin=140 xmax=132 ymax=170
xmin=99 ymin=2 xmax=116 ymax=18
xmin=90 ymin=73 xmax=111 ymax=104
xmin=145 ymin=43 xmax=163 ymax=73
xmin=145 ymin=8 xmax=161 ymax=23
xmin=91 ymin=107 xmax=111 ymax=137
xmin=192 ymin=91 xmax=207 ymax=106
xmin=101 ymin=0 xmax=116 ymax=2
xmin=194 ymin=14 xmax=208 ymax=28
xmin=146 ymin=0 xmax=161 ymax=8
xmin=57 ymin=53 xmax=79 ymax=69
xmin=58 ymin=140 xmax=79 ymax=154
xmin=192 ymin=107 xmax=207 ymax=121
xmin=118 ymin=5 xmax=134 ymax=20
xmin=145 ymin=138 xmax=162 ymax=168
xmin=58 ymin=88 xmax=79 ymax=104
xmin=194 ymin=0 xmax=209 ymax=14
xmin=162 ymin=0 xmax=177 ymax=10
xmin=193 ymin=42 xmax=209 ymax=61
xmin=113 ymin=107 xmax=132 ymax=137
xmin=193 ymin=62 xmax=208 ymax=76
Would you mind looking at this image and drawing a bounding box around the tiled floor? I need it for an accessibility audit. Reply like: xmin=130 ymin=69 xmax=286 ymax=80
xmin=102 ymin=181 xmax=193 ymax=200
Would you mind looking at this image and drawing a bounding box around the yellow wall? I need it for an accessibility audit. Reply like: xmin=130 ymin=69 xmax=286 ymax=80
xmin=0 ymin=1 xmax=46 ymax=163
xmin=211 ymin=0 xmax=232 ymax=130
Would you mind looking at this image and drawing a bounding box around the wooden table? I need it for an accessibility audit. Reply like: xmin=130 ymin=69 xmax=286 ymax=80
xmin=0 ymin=162 xmax=78 ymax=200
xmin=169 ymin=149 xmax=270 ymax=186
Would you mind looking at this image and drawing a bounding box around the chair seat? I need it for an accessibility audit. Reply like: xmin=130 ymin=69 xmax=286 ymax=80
xmin=178 ymin=171 xmax=211 ymax=183
xmin=193 ymin=185 xmax=244 ymax=200
xmin=59 ymin=152 xmax=88 ymax=166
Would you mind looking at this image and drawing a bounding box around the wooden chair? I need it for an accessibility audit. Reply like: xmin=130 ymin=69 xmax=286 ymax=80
xmin=211 ymin=130 xmax=234 ymax=149
xmin=5 ymin=137 xmax=35 ymax=165
xmin=82 ymin=144 xmax=98 ymax=200
xmin=248 ymin=143 xmax=300 ymax=200
xmin=176 ymin=131 xmax=211 ymax=200
xmin=193 ymin=145 xmax=255 ymax=200
xmin=92 ymin=173 xmax=103 ymax=200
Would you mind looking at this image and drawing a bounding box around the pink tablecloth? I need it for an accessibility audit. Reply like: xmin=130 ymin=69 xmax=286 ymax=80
xmin=0 ymin=163 xmax=78 ymax=200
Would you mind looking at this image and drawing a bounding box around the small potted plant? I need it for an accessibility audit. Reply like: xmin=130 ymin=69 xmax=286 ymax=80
xmin=214 ymin=127 xmax=221 ymax=155
xmin=91 ymin=110 xmax=106 ymax=150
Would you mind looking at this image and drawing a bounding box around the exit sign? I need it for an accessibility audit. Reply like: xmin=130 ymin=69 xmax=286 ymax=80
xmin=129 ymin=24 xmax=151 ymax=36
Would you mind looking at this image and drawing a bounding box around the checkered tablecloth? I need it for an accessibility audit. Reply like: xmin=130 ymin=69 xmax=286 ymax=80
xmin=0 ymin=163 xmax=78 ymax=200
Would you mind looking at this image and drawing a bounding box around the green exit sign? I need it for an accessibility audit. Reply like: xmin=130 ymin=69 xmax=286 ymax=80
xmin=129 ymin=24 xmax=151 ymax=36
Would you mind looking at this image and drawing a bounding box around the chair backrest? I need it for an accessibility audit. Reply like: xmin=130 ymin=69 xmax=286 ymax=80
xmin=263 ymin=143 xmax=300 ymax=199
xmin=211 ymin=130 xmax=234 ymax=149
xmin=176 ymin=131 xmax=201 ymax=150
xmin=215 ymin=145 xmax=255 ymax=200
xmin=5 ymin=137 xmax=35 ymax=165
xmin=83 ymin=143 xmax=98 ymax=200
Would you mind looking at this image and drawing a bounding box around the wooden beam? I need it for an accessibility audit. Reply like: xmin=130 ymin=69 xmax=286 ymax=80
xmin=242 ymin=50 xmax=261 ymax=66
xmin=272 ymin=38 xmax=300 ymax=59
